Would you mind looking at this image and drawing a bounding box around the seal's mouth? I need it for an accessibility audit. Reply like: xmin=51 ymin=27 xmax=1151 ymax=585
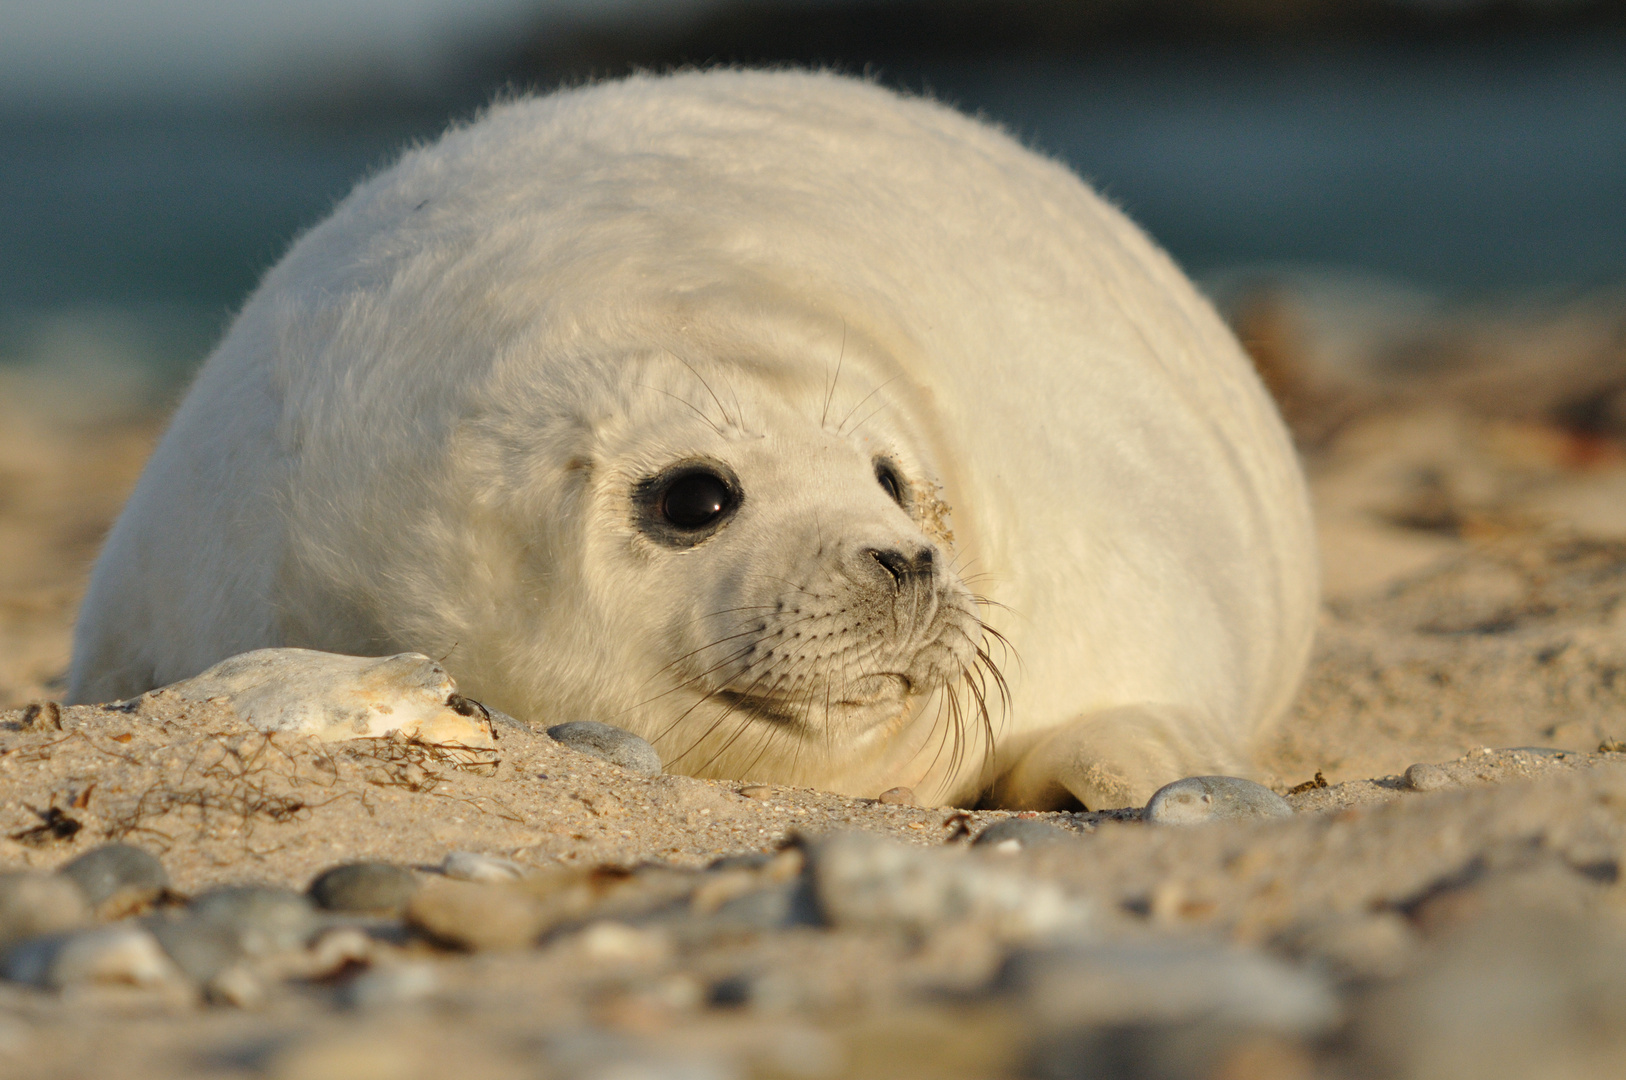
xmin=715 ymin=673 xmax=914 ymax=726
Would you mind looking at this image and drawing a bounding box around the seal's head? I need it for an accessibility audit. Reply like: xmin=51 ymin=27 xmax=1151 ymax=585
xmin=433 ymin=339 xmax=998 ymax=794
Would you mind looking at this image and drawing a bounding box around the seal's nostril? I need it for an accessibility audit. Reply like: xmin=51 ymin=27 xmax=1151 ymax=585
xmin=869 ymin=547 xmax=933 ymax=586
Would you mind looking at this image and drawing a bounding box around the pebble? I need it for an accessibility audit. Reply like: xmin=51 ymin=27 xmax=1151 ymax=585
xmin=3 ymin=924 xmax=182 ymax=990
xmin=1143 ymin=776 xmax=1294 ymax=825
xmin=997 ymin=940 xmax=1339 ymax=1036
xmin=205 ymin=964 xmax=268 ymax=1009
xmin=1355 ymin=911 xmax=1626 ymax=1080
xmin=546 ymin=721 xmax=663 ymax=776
xmin=406 ymin=878 xmax=544 ymax=950
xmin=737 ymin=785 xmax=774 ymax=801
xmin=972 ymin=819 xmax=1077 ymax=850
xmin=306 ymin=926 xmax=376 ymax=978
xmin=576 ymin=922 xmax=672 ymax=964
xmin=0 ymin=871 xmax=90 ymax=948
xmin=188 ymin=886 xmax=318 ymax=956
xmin=1404 ymin=762 xmax=1455 ymax=792
xmin=876 ymin=787 xmax=916 ymax=806
xmin=341 ymin=962 xmax=439 ymax=1009
xmin=308 ymin=862 xmax=420 ymax=915
xmin=806 ymin=831 xmax=1090 ymax=940
xmin=56 ymin=843 xmax=169 ymax=913
xmin=1275 ymin=912 xmax=1416 ymax=981
xmin=148 ymin=916 xmax=244 ymax=983
xmin=440 ymin=850 xmax=524 ymax=883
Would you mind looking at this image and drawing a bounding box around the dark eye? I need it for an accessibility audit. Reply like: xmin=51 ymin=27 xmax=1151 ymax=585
xmin=634 ymin=461 xmax=742 ymax=547
xmin=661 ymin=470 xmax=732 ymax=529
xmin=875 ymin=458 xmax=908 ymax=507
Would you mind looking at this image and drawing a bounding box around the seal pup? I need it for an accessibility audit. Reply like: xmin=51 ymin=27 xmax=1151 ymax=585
xmin=70 ymin=69 xmax=1318 ymax=809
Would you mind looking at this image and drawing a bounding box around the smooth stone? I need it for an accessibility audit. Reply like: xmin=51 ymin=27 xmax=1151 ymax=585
xmin=1143 ymin=776 xmax=1294 ymax=825
xmin=308 ymin=862 xmax=420 ymax=915
xmin=546 ymin=721 xmax=662 ymax=776
xmin=3 ymin=924 xmax=183 ymax=989
xmin=148 ymin=917 xmax=244 ymax=983
xmin=1404 ymin=762 xmax=1456 ymax=792
xmin=439 ymin=851 xmax=524 ymax=883
xmin=189 ymin=886 xmax=318 ymax=956
xmin=341 ymin=962 xmax=439 ymax=1009
xmin=205 ymin=963 xmax=268 ymax=1009
xmin=56 ymin=843 xmax=169 ymax=913
xmin=877 ymin=787 xmax=917 ymax=806
xmin=806 ymin=832 xmax=1090 ymax=940
xmin=998 ymin=941 xmax=1339 ymax=1036
xmin=1355 ymin=911 xmax=1626 ymax=1080
xmin=163 ymin=647 xmax=496 ymax=748
xmin=0 ymin=872 xmax=90 ymax=948
xmin=973 ymin=819 xmax=1077 ymax=850
xmin=406 ymin=879 xmax=545 ymax=951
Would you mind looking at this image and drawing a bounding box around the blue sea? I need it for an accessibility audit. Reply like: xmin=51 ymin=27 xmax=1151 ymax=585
xmin=3 ymin=39 xmax=1622 ymax=388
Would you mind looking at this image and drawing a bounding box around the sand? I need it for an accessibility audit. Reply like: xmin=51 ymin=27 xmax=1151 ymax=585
xmin=3 ymin=281 xmax=1626 ymax=1078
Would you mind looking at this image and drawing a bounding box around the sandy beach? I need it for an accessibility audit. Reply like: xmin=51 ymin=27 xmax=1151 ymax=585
xmin=4 ymin=281 xmax=1626 ymax=1078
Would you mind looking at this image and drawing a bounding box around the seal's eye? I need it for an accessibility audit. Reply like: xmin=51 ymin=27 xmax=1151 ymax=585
xmin=661 ymin=470 xmax=732 ymax=529
xmin=875 ymin=458 xmax=908 ymax=507
xmin=634 ymin=461 xmax=742 ymax=547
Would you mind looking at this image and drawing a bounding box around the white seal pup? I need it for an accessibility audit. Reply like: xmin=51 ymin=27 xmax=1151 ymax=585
xmin=69 ymin=69 xmax=1318 ymax=809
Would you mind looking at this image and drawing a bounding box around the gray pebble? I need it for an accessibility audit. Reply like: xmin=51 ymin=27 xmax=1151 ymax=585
xmin=546 ymin=721 xmax=662 ymax=776
xmin=342 ymin=962 xmax=439 ymax=1009
xmin=806 ymin=831 xmax=1090 ymax=939
xmin=0 ymin=872 xmax=89 ymax=949
xmin=998 ymin=940 xmax=1338 ymax=1035
xmin=189 ymin=886 xmax=317 ymax=956
xmin=56 ymin=843 xmax=169 ymax=910
xmin=973 ymin=819 xmax=1077 ymax=850
xmin=147 ymin=917 xmax=244 ymax=983
xmin=3 ymin=924 xmax=182 ymax=989
xmin=1143 ymin=776 xmax=1293 ymax=825
xmin=440 ymin=850 xmax=524 ymax=883
xmin=1404 ymin=763 xmax=1456 ymax=792
xmin=308 ymin=862 xmax=420 ymax=915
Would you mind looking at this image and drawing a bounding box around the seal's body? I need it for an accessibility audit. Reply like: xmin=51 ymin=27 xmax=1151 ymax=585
xmin=71 ymin=70 xmax=1317 ymax=809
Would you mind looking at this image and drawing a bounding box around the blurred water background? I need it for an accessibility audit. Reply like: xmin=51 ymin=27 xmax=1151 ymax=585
xmin=2 ymin=0 xmax=1623 ymax=402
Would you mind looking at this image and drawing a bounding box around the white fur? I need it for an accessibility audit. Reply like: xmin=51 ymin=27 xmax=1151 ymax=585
xmin=70 ymin=70 xmax=1317 ymax=808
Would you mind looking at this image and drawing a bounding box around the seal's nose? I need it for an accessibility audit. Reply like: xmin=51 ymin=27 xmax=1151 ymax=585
xmin=868 ymin=547 xmax=934 ymax=589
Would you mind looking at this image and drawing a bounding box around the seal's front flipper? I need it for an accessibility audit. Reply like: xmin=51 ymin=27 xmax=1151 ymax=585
xmin=990 ymin=704 xmax=1246 ymax=811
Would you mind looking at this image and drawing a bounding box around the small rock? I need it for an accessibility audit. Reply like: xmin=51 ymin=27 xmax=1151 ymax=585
xmin=737 ymin=785 xmax=773 ymax=801
xmin=342 ymin=962 xmax=439 ymax=1009
xmin=576 ymin=922 xmax=671 ymax=964
xmin=3 ymin=924 xmax=183 ymax=990
xmin=440 ymin=850 xmax=524 ymax=883
xmin=1276 ymin=912 xmax=1416 ymax=981
xmin=306 ymin=926 xmax=375 ymax=978
xmin=205 ymin=963 xmax=268 ymax=1009
xmin=308 ymin=862 xmax=419 ymax=915
xmin=546 ymin=721 xmax=662 ymax=776
xmin=148 ymin=916 xmax=244 ymax=983
xmin=1143 ymin=776 xmax=1293 ymax=825
xmin=1404 ymin=763 xmax=1455 ymax=792
xmin=406 ymin=878 xmax=544 ymax=950
xmin=189 ymin=886 xmax=318 ymax=956
xmin=1355 ymin=911 xmax=1626 ymax=1080
xmin=877 ymin=787 xmax=916 ymax=806
xmin=997 ymin=941 xmax=1339 ymax=1036
xmin=56 ymin=843 xmax=169 ymax=915
xmin=0 ymin=872 xmax=89 ymax=948
xmin=806 ymin=831 xmax=1090 ymax=940
xmin=972 ymin=819 xmax=1076 ymax=850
